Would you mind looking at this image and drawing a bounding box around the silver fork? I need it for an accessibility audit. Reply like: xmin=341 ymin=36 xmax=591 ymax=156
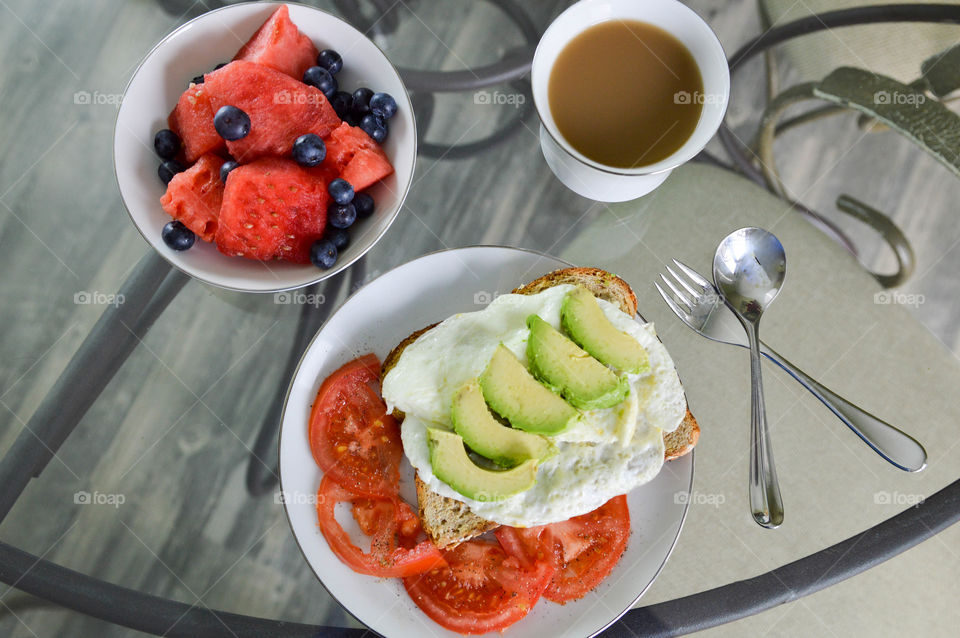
xmin=656 ymin=259 xmax=927 ymax=473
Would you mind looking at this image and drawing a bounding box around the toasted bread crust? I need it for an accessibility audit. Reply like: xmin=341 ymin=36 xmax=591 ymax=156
xmin=415 ymin=474 xmax=498 ymax=549
xmin=384 ymin=268 xmax=697 ymax=548
xmin=511 ymin=267 xmax=638 ymax=316
xmin=664 ymin=410 xmax=700 ymax=460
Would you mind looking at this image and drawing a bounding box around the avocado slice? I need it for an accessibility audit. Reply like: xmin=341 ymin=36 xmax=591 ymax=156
xmin=526 ymin=314 xmax=628 ymax=410
xmin=561 ymin=286 xmax=651 ymax=374
xmin=427 ymin=428 xmax=537 ymax=501
xmin=479 ymin=344 xmax=578 ymax=435
xmin=451 ymin=380 xmax=556 ymax=467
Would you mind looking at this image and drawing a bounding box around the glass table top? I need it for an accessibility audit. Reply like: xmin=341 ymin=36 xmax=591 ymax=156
xmin=1 ymin=1 xmax=959 ymax=637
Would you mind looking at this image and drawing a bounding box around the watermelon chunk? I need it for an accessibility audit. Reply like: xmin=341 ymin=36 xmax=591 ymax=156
xmin=160 ymin=153 xmax=225 ymax=242
xmin=168 ymin=84 xmax=225 ymax=163
xmin=233 ymin=5 xmax=319 ymax=81
xmin=341 ymin=148 xmax=394 ymax=192
xmin=321 ymin=122 xmax=394 ymax=191
xmin=215 ymin=158 xmax=330 ymax=263
xmin=204 ymin=60 xmax=340 ymax=162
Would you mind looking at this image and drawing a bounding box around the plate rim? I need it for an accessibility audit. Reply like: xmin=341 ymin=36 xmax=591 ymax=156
xmin=277 ymin=244 xmax=694 ymax=636
xmin=112 ymin=0 xmax=417 ymax=294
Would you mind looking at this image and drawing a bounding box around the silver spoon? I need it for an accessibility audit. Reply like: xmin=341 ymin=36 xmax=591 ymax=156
xmin=713 ymin=227 xmax=786 ymax=529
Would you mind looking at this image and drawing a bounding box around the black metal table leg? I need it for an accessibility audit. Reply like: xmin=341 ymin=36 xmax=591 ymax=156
xmin=0 ymin=538 xmax=359 ymax=638
xmin=0 ymin=251 xmax=183 ymax=523
xmin=716 ymin=3 xmax=960 ymax=252
xmin=0 ymin=475 xmax=957 ymax=636
xmin=244 ymin=258 xmax=362 ymax=496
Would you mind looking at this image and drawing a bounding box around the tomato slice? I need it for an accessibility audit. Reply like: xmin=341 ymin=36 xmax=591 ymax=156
xmin=351 ymin=497 xmax=395 ymax=536
xmin=403 ymin=539 xmax=555 ymax=634
xmin=308 ymin=354 xmax=402 ymax=497
xmin=495 ymin=495 xmax=630 ymax=604
xmin=316 ymin=475 xmax=446 ymax=577
xmin=351 ymin=496 xmax=421 ymax=545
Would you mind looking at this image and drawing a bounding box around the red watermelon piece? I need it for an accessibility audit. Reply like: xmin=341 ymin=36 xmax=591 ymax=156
xmin=321 ymin=122 xmax=394 ymax=191
xmin=322 ymin=122 xmax=376 ymax=171
xmin=341 ymin=149 xmax=394 ymax=192
xmin=160 ymin=153 xmax=225 ymax=242
xmin=215 ymin=158 xmax=329 ymax=263
xmin=233 ymin=5 xmax=318 ymax=81
xmin=204 ymin=60 xmax=340 ymax=162
xmin=168 ymin=84 xmax=225 ymax=163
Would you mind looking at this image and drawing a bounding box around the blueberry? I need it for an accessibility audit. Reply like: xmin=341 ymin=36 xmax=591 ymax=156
xmin=162 ymin=220 xmax=195 ymax=251
xmin=327 ymin=202 xmax=357 ymax=229
xmin=353 ymin=192 xmax=375 ymax=218
xmin=351 ymin=87 xmax=374 ymax=115
xmin=369 ymin=92 xmax=397 ymax=119
xmin=302 ymin=66 xmax=337 ymax=98
xmin=325 ymin=226 xmax=350 ymax=250
xmin=213 ymin=62 xmax=227 ymax=71
xmin=360 ymin=114 xmax=388 ymax=144
xmin=213 ymin=105 xmax=250 ymax=141
xmin=158 ymin=160 xmax=185 ymax=185
xmin=328 ymin=178 xmax=354 ymax=205
xmin=369 ymin=124 xmax=388 ymax=144
xmin=191 ymin=74 xmax=205 ymax=85
xmin=330 ymin=91 xmax=353 ymax=119
xmin=310 ymin=238 xmax=337 ymax=269
xmin=292 ymin=134 xmax=326 ymax=167
xmin=153 ymin=129 xmax=181 ymax=160
xmin=220 ymin=160 xmax=239 ymax=182
xmin=316 ymin=49 xmax=343 ymax=75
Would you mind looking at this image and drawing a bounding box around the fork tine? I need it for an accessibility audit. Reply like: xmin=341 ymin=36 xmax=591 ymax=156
xmin=655 ymin=282 xmax=692 ymax=321
xmin=665 ymin=265 xmax=698 ymax=300
xmin=672 ymin=259 xmax=712 ymax=290
xmin=658 ymin=273 xmax=693 ymax=311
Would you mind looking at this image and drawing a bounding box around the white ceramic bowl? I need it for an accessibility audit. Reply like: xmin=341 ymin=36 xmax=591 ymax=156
xmin=114 ymin=1 xmax=416 ymax=293
xmin=532 ymin=0 xmax=729 ymax=201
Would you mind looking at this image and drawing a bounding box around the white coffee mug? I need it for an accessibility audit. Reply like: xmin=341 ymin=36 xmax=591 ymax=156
xmin=532 ymin=0 xmax=730 ymax=202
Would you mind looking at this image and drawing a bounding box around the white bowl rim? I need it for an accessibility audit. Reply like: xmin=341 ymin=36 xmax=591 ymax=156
xmin=113 ymin=0 xmax=417 ymax=294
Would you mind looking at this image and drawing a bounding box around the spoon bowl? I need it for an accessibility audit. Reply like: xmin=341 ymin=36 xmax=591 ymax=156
xmin=713 ymin=227 xmax=786 ymax=319
xmin=713 ymin=227 xmax=786 ymax=529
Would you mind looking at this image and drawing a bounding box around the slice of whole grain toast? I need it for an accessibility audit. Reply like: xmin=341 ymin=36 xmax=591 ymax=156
xmin=382 ymin=267 xmax=699 ymax=548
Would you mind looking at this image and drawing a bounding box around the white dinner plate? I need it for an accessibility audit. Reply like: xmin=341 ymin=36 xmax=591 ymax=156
xmin=279 ymin=246 xmax=693 ymax=637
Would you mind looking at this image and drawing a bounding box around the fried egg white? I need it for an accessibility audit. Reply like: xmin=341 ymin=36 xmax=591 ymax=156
xmin=381 ymin=284 xmax=686 ymax=526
